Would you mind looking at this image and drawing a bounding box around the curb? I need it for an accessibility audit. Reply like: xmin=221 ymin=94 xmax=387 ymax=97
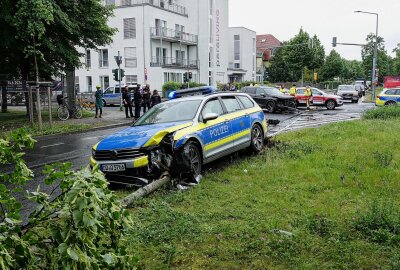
xmin=34 ymin=121 xmax=131 ymax=141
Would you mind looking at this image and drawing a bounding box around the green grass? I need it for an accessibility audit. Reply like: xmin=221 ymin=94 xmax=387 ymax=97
xmin=120 ymin=119 xmax=400 ymax=269
xmin=0 ymin=108 xmax=95 ymax=136
xmin=363 ymin=105 xmax=400 ymax=120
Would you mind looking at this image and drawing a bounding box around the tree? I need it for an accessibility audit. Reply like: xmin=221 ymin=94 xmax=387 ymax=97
xmin=392 ymin=43 xmax=400 ymax=74
xmin=309 ymin=35 xmax=325 ymax=71
xmin=0 ymin=0 xmax=116 ymax=111
xmin=361 ymin=33 xmax=390 ymax=83
xmin=341 ymin=59 xmax=365 ymax=82
xmin=320 ymin=50 xmax=343 ymax=81
xmin=282 ymin=28 xmax=314 ymax=81
xmin=267 ymin=48 xmax=291 ymax=82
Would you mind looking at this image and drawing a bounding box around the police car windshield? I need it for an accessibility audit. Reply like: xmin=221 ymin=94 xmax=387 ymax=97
xmin=134 ymin=100 xmax=202 ymax=126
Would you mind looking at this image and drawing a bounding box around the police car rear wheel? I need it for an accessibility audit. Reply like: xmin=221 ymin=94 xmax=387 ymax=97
xmin=249 ymin=125 xmax=264 ymax=153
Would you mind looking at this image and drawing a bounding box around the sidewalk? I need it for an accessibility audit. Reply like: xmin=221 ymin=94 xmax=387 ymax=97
xmin=67 ymin=107 xmax=133 ymax=127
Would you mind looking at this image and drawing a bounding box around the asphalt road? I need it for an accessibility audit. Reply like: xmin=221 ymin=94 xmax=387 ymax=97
xmin=3 ymin=100 xmax=375 ymax=221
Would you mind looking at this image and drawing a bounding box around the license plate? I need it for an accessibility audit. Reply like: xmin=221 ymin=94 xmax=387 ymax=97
xmin=101 ymin=164 xmax=126 ymax=172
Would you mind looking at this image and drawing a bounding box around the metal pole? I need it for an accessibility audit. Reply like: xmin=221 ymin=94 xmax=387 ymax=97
xmin=47 ymin=86 xmax=53 ymax=128
xmin=372 ymin=14 xmax=379 ymax=100
xmin=28 ymin=86 xmax=34 ymax=125
xmin=36 ymin=85 xmax=42 ymax=130
xmin=118 ymin=50 xmax=123 ymax=111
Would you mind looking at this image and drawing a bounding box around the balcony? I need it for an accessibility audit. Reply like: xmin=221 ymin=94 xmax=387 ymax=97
xmin=150 ymin=27 xmax=198 ymax=45
xmin=228 ymin=62 xmax=247 ymax=73
xmin=117 ymin=0 xmax=187 ymax=16
xmin=150 ymin=57 xmax=199 ymax=69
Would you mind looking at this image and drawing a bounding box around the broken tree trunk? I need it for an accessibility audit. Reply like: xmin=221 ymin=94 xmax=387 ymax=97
xmin=121 ymin=172 xmax=171 ymax=208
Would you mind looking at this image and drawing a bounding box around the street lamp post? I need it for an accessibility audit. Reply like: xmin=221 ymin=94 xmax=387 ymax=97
xmin=355 ymin=10 xmax=379 ymax=100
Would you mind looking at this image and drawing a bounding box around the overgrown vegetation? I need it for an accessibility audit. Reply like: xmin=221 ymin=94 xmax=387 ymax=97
xmin=0 ymin=130 xmax=135 ymax=269
xmin=363 ymin=105 xmax=400 ymax=120
xmin=120 ymin=119 xmax=400 ymax=269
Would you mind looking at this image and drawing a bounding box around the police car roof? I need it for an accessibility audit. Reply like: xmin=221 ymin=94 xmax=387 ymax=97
xmin=166 ymin=92 xmax=248 ymax=103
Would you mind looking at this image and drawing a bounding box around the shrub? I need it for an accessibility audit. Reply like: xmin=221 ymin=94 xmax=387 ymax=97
xmin=362 ymin=105 xmax=400 ymax=120
xmin=0 ymin=129 xmax=136 ymax=269
xmin=161 ymin=81 xmax=207 ymax=97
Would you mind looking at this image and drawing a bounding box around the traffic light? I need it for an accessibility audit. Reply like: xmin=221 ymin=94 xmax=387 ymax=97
xmin=112 ymin=69 xmax=119 ymax=81
xmin=183 ymin=72 xmax=188 ymax=82
xmin=120 ymin=69 xmax=125 ymax=79
xmin=188 ymin=72 xmax=192 ymax=79
xmin=332 ymin=37 xmax=337 ymax=47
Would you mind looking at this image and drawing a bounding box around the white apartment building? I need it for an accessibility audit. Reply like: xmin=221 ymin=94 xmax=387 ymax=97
xmin=227 ymin=27 xmax=256 ymax=83
xmin=75 ymin=0 xmax=256 ymax=93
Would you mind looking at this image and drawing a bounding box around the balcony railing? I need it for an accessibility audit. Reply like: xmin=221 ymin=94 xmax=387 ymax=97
xmin=150 ymin=27 xmax=198 ymax=44
xmin=117 ymin=0 xmax=187 ymax=16
xmin=150 ymin=57 xmax=199 ymax=69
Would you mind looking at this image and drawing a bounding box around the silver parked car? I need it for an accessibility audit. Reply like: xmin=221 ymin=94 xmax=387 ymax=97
xmin=337 ymin=85 xmax=359 ymax=103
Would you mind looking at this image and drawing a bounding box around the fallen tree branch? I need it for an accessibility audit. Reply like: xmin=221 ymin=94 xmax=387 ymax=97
xmin=121 ymin=172 xmax=171 ymax=208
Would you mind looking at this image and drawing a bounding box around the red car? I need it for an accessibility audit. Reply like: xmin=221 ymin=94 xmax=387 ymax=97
xmin=296 ymin=87 xmax=344 ymax=110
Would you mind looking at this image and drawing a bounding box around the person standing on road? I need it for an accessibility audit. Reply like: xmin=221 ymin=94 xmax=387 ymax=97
xmin=279 ymin=85 xmax=286 ymax=94
xmin=305 ymin=85 xmax=312 ymax=111
xmin=142 ymin=84 xmax=151 ymax=113
xmin=94 ymin=85 xmax=103 ymax=118
xmin=290 ymin=84 xmax=297 ymax=97
xmin=122 ymin=86 xmax=134 ymax=118
xmin=133 ymin=85 xmax=142 ymax=120
xmin=150 ymin=89 xmax=162 ymax=107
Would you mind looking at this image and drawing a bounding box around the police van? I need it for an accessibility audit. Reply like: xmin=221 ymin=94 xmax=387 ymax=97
xmin=102 ymin=84 xmax=137 ymax=106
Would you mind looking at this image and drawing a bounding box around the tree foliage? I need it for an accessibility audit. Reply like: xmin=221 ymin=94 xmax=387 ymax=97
xmin=0 ymin=130 xmax=135 ymax=269
xmin=320 ymin=50 xmax=343 ymax=81
xmin=267 ymin=48 xmax=291 ymax=82
xmin=361 ymin=33 xmax=390 ymax=83
xmin=341 ymin=59 xmax=365 ymax=82
xmin=0 ymin=0 xmax=116 ymax=78
xmin=392 ymin=43 xmax=400 ymax=75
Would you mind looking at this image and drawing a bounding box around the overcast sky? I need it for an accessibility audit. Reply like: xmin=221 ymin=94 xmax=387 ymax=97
xmin=229 ymin=0 xmax=399 ymax=60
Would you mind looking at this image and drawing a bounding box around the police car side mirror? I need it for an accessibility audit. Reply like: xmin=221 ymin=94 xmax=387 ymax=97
xmin=203 ymin=113 xmax=218 ymax=123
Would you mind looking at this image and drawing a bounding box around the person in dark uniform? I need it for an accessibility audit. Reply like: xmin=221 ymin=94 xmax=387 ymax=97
xmin=150 ymin=89 xmax=162 ymax=107
xmin=133 ymin=85 xmax=142 ymax=120
xmin=122 ymin=86 xmax=133 ymax=118
xmin=142 ymin=84 xmax=151 ymax=113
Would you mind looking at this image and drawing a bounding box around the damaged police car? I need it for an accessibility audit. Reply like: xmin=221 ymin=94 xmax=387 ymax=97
xmin=90 ymin=87 xmax=267 ymax=186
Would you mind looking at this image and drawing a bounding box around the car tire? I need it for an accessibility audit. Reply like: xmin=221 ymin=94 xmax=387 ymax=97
xmin=184 ymin=142 xmax=202 ymax=179
xmin=385 ymin=101 xmax=397 ymax=106
xmin=248 ymin=124 xmax=264 ymax=153
xmin=265 ymin=101 xmax=275 ymax=113
xmin=326 ymin=100 xmax=336 ymax=110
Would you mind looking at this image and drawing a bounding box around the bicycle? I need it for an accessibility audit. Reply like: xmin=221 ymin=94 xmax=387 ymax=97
xmin=57 ymin=96 xmax=83 ymax=121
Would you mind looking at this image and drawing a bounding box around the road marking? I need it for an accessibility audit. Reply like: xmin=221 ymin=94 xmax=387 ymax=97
xmin=80 ymin=136 xmax=100 ymax=141
xmin=40 ymin=143 xmax=64 ymax=149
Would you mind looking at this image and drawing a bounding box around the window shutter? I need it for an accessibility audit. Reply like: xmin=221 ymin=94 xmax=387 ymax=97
xmin=124 ymin=18 xmax=136 ymax=39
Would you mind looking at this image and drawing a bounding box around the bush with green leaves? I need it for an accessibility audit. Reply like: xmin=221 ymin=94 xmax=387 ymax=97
xmin=0 ymin=129 xmax=135 ymax=269
xmin=363 ymin=105 xmax=400 ymax=120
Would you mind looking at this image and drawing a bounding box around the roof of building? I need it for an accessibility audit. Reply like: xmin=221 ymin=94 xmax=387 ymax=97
xmin=256 ymin=34 xmax=281 ymax=54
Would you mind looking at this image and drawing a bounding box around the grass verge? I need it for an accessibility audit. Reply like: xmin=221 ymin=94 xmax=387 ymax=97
xmin=0 ymin=108 xmax=95 ymax=136
xmin=363 ymin=104 xmax=400 ymax=120
xmin=120 ymin=119 xmax=400 ymax=269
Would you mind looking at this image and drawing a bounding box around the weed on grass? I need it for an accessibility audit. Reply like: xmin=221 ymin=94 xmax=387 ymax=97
xmin=353 ymin=200 xmax=400 ymax=245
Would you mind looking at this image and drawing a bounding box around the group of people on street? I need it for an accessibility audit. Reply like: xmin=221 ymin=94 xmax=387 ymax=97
xmin=122 ymin=84 xmax=162 ymax=120
xmin=93 ymin=84 xmax=162 ymax=120
xmin=279 ymin=84 xmax=312 ymax=111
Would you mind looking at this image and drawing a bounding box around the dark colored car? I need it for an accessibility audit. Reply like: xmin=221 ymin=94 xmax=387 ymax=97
xmin=241 ymin=86 xmax=296 ymax=113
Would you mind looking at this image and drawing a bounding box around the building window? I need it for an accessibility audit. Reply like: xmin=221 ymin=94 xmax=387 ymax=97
xmin=124 ymin=47 xmax=137 ymax=67
xmin=75 ymin=76 xmax=80 ymax=92
xmin=235 ymin=63 xmax=240 ymax=69
xmin=105 ymin=0 xmax=115 ymax=6
xmin=253 ymin=38 xmax=256 ymax=53
xmin=125 ymin=75 xmax=138 ymax=85
xmin=234 ymin=35 xmax=240 ymax=61
xmin=100 ymin=76 xmax=109 ymax=90
xmin=85 ymin=50 xmax=91 ymax=69
xmin=120 ymin=0 xmax=131 ymax=6
xmin=124 ymin=18 xmax=136 ymax=39
xmin=98 ymin=49 xmax=108 ymax=68
xmin=87 ymin=76 xmax=92 ymax=92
